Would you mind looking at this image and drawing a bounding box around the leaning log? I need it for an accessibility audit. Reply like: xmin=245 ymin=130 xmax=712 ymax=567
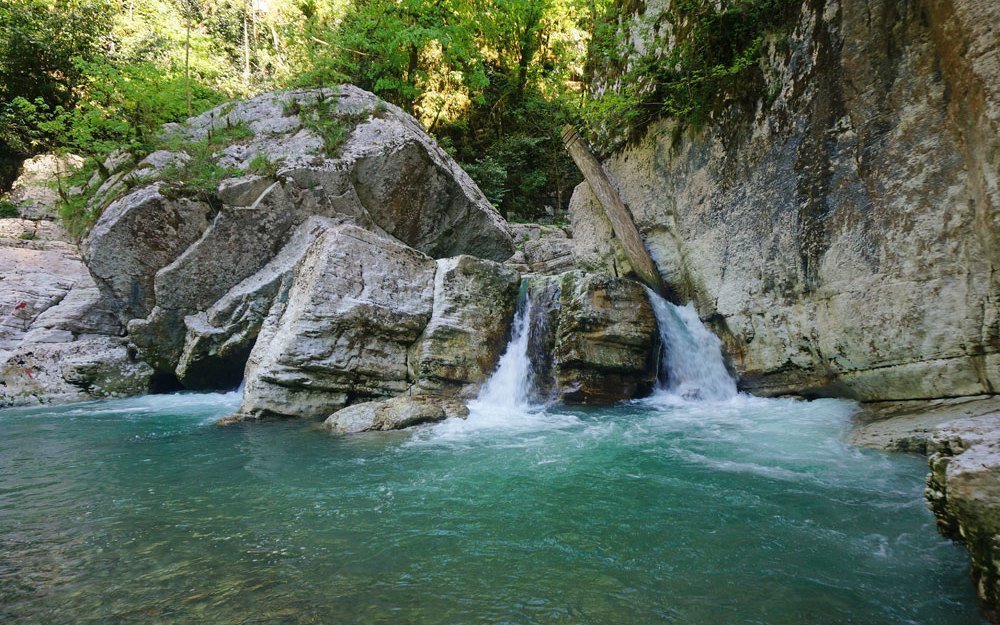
xmin=561 ymin=125 xmax=668 ymax=298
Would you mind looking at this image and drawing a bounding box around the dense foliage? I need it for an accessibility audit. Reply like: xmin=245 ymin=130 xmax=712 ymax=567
xmin=0 ymin=0 xmax=799 ymax=221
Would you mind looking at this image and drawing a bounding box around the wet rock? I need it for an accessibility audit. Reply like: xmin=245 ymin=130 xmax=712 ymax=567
xmin=926 ymin=415 xmax=1000 ymax=622
xmin=573 ymin=0 xmax=1000 ymax=402
xmin=551 ymin=272 xmax=658 ymax=403
xmin=409 ymin=255 xmax=520 ymax=397
xmin=324 ymin=396 xmax=451 ymax=433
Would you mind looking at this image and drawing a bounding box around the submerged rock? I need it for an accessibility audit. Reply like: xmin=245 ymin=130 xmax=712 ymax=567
xmin=324 ymin=395 xmax=463 ymax=434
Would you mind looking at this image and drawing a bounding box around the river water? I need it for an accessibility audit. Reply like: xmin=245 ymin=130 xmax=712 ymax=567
xmin=0 ymin=294 xmax=988 ymax=624
xmin=0 ymin=391 xmax=985 ymax=624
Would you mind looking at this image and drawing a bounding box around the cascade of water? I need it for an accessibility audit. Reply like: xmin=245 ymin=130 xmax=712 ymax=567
xmin=645 ymin=288 xmax=738 ymax=401
xmin=474 ymin=294 xmax=535 ymax=410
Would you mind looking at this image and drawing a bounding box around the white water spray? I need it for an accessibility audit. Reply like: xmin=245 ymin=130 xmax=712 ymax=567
xmin=645 ymin=289 xmax=738 ymax=401
xmin=472 ymin=297 xmax=535 ymax=410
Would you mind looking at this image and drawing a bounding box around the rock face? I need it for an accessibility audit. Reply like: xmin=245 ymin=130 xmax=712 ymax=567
xmin=0 ymin=182 xmax=152 ymax=407
xmin=926 ymin=415 xmax=1000 ymax=623
xmin=409 ymin=255 xmax=521 ymax=397
xmin=6 ymin=154 xmax=84 ymax=219
xmin=553 ymin=273 xmax=658 ymax=402
xmin=239 ymin=225 xmax=437 ymax=419
xmin=573 ymin=0 xmax=1000 ymax=403
xmin=83 ymin=86 xmax=515 ymax=388
xmin=523 ymin=271 xmax=658 ymax=404
xmin=237 ymin=225 xmax=522 ymax=421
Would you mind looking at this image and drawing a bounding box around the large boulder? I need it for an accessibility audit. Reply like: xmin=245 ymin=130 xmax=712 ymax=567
xmin=238 ymin=225 xmax=437 ymax=419
xmin=84 ymin=86 xmax=515 ymax=387
xmin=324 ymin=395 xmax=465 ymax=434
xmin=550 ymin=272 xmax=658 ymax=403
xmin=175 ymin=216 xmax=339 ymax=389
xmin=85 ymin=184 xmax=216 ymax=321
xmin=519 ymin=271 xmax=659 ymax=404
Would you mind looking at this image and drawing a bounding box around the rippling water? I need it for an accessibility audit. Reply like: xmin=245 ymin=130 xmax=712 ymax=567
xmin=0 ymin=391 xmax=986 ymax=624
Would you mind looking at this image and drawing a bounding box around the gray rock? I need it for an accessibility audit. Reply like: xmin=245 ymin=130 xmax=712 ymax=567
xmin=175 ymin=216 xmax=341 ymax=389
xmin=237 ymin=224 xmax=437 ymax=419
xmin=523 ymin=237 xmax=575 ymax=275
xmin=85 ymin=86 xmax=515 ymax=384
xmin=572 ymin=0 xmax=1000 ymax=403
xmin=850 ymin=396 xmax=1000 ymax=454
xmin=85 ymin=184 xmax=215 ymax=320
xmin=0 ymin=217 xmax=151 ymax=407
xmin=550 ymin=272 xmax=658 ymax=403
xmin=5 ymin=153 xmax=83 ymax=219
xmin=926 ymin=415 xmax=1000 ymax=622
xmin=324 ymin=396 xmax=449 ymax=433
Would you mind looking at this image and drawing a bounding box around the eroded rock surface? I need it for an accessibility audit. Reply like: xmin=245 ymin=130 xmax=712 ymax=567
xmin=324 ymin=396 xmax=461 ymax=434
xmin=238 ymin=225 xmax=437 ymax=419
xmin=520 ymin=271 xmax=658 ymax=404
xmin=410 ymin=255 xmax=521 ymax=397
xmin=83 ymin=86 xmax=515 ymax=387
xmin=551 ymin=272 xmax=658 ymax=403
xmin=0 ymin=215 xmax=152 ymax=407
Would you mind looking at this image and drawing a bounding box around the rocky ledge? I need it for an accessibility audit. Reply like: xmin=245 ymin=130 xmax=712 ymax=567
xmin=853 ymin=399 xmax=1000 ymax=622
xmin=0 ymin=155 xmax=153 ymax=407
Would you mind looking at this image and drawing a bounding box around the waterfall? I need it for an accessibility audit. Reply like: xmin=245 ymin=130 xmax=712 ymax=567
xmin=474 ymin=294 xmax=535 ymax=410
xmin=645 ymin=289 xmax=738 ymax=401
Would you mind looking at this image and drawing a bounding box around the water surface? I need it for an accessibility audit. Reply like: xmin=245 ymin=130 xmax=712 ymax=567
xmin=0 ymin=391 xmax=985 ymax=624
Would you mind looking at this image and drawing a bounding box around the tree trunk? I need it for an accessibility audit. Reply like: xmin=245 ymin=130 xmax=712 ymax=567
xmin=562 ymin=125 xmax=672 ymax=300
xmin=185 ymin=22 xmax=191 ymax=117
xmin=243 ymin=4 xmax=251 ymax=86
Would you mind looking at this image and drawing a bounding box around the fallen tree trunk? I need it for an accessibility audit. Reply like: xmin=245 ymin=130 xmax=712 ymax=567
xmin=562 ymin=126 xmax=670 ymax=299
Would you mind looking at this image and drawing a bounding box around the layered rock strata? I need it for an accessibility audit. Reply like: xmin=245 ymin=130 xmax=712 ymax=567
xmin=926 ymin=415 xmax=1000 ymax=623
xmin=524 ymin=271 xmax=659 ymax=404
xmin=0 ymin=171 xmax=152 ymax=407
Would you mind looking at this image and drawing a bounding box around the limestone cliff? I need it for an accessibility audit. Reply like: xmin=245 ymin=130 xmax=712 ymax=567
xmin=572 ymin=0 xmax=1000 ymax=402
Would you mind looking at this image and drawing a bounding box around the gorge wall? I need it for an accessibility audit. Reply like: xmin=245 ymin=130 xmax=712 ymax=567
xmin=573 ymin=0 xmax=1000 ymax=402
